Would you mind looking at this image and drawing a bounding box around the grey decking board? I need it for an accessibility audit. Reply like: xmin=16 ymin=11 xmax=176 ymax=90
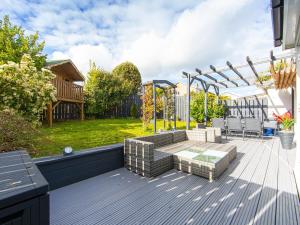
xmin=284 ymin=144 xmax=300 ymax=225
xmin=72 ymin=171 xmax=192 ymax=225
xmin=230 ymin=138 xmax=276 ymax=225
xmin=52 ymin=169 xmax=184 ymax=225
xmin=141 ymin=139 xmax=249 ymax=225
xmin=252 ymin=138 xmax=279 ymax=225
xmin=56 ymin=170 xmax=184 ymax=225
xmin=189 ymin=139 xmax=267 ymax=225
xmin=145 ymin=139 xmax=254 ymax=225
xmin=112 ymin=175 xmax=204 ymax=225
xmin=51 ymin=168 xmax=147 ymax=220
xmin=140 ymin=178 xmax=209 ymax=225
xmin=51 ymin=171 xmax=148 ymax=224
xmin=163 ymin=139 xmax=259 ymax=225
xmin=206 ymin=139 xmax=275 ymax=225
xmin=50 ymin=137 xmax=300 ymax=225
xmin=276 ymin=144 xmax=299 ymax=225
xmin=90 ymin=173 xmax=195 ymax=225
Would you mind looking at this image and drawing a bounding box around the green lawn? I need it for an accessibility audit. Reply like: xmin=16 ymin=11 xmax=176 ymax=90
xmin=35 ymin=118 xmax=195 ymax=157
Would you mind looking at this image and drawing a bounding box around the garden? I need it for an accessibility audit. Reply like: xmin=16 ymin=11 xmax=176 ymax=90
xmin=0 ymin=15 xmax=219 ymax=158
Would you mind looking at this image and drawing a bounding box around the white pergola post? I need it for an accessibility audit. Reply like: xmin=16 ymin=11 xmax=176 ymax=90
xmin=295 ymin=47 xmax=300 ymax=186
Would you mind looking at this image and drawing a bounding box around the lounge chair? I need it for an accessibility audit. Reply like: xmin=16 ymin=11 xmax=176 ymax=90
xmin=226 ymin=117 xmax=244 ymax=139
xmin=212 ymin=118 xmax=227 ymax=139
xmin=244 ymin=118 xmax=263 ymax=139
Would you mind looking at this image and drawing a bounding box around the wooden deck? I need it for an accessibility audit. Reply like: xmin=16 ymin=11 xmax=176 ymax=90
xmin=50 ymin=137 xmax=300 ymax=225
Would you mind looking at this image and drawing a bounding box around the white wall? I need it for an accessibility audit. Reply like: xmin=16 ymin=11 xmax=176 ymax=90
xmin=266 ymin=88 xmax=293 ymax=119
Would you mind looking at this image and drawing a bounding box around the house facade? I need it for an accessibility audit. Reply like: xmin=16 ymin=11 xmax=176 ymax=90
xmin=271 ymin=0 xmax=300 ymax=190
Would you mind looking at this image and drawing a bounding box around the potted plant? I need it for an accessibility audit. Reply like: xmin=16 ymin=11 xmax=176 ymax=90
xmin=273 ymin=111 xmax=295 ymax=149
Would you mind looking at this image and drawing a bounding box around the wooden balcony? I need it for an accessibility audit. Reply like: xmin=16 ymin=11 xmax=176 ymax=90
xmin=52 ymin=78 xmax=84 ymax=103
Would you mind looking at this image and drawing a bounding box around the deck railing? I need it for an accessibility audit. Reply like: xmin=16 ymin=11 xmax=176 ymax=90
xmin=52 ymin=78 xmax=84 ymax=102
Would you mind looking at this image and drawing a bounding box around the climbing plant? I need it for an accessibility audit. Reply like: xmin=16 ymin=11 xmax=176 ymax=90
xmin=164 ymin=88 xmax=175 ymax=130
xmin=141 ymin=84 xmax=163 ymax=129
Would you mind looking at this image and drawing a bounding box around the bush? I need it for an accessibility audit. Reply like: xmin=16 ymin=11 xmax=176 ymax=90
xmin=130 ymin=103 xmax=138 ymax=118
xmin=191 ymin=91 xmax=226 ymax=123
xmin=0 ymin=55 xmax=56 ymax=123
xmin=0 ymin=109 xmax=39 ymax=154
xmin=84 ymin=63 xmax=123 ymax=117
xmin=112 ymin=61 xmax=142 ymax=96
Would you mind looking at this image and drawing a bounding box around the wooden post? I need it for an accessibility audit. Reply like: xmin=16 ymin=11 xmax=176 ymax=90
xmin=173 ymin=87 xmax=176 ymax=130
xmin=80 ymin=103 xmax=84 ymax=121
xmin=199 ymin=80 xmax=208 ymax=126
xmin=153 ymin=84 xmax=156 ymax=134
xmin=163 ymin=95 xmax=166 ymax=130
xmin=204 ymin=91 xmax=208 ymax=126
xmin=186 ymin=73 xmax=191 ymax=130
xmin=47 ymin=102 xmax=53 ymax=127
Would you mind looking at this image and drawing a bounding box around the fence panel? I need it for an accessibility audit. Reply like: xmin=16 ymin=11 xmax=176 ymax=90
xmin=223 ymin=97 xmax=268 ymax=121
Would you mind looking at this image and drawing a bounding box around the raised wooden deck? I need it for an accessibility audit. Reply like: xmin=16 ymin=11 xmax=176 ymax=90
xmin=50 ymin=137 xmax=300 ymax=225
xmin=52 ymin=78 xmax=84 ymax=103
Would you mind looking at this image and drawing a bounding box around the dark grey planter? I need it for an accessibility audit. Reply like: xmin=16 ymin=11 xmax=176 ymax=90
xmin=278 ymin=131 xmax=294 ymax=149
xmin=196 ymin=123 xmax=206 ymax=129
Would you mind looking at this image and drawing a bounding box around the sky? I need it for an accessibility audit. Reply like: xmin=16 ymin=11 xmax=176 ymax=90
xmin=0 ymin=0 xmax=279 ymax=89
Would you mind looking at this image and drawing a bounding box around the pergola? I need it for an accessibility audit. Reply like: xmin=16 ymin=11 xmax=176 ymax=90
xmin=183 ymin=51 xmax=296 ymax=130
xmin=143 ymin=80 xmax=177 ymax=133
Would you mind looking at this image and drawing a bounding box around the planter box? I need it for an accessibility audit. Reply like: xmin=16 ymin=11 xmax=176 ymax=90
xmin=278 ymin=131 xmax=294 ymax=149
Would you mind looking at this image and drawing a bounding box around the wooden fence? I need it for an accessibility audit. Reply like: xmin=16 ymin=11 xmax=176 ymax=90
xmin=73 ymin=94 xmax=269 ymax=121
xmin=53 ymin=102 xmax=80 ymax=121
xmin=109 ymin=95 xmax=142 ymax=118
xmin=175 ymin=96 xmax=268 ymax=122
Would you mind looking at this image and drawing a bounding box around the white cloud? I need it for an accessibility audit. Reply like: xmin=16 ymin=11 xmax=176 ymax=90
xmin=1 ymin=0 xmax=275 ymax=83
xmin=52 ymin=44 xmax=114 ymax=74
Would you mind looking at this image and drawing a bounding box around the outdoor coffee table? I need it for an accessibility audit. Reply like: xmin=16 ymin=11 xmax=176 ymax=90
xmin=173 ymin=146 xmax=230 ymax=181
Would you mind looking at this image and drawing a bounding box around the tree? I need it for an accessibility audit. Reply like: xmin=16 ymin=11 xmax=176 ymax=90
xmin=0 ymin=15 xmax=46 ymax=70
xmin=191 ymin=91 xmax=226 ymax=124
xmin=85 ymin=63 xmax=123 ymax=117
xmin=0 ymin=54 xmax=56 ymax=123
xmin=112 ymin=61 xmax=142 ymax=97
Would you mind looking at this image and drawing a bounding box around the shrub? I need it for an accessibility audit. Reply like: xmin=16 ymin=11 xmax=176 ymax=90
xmin=112 ymin=61 xmax=142 ymax=96
xmin=0 ymin=109 xmax=39 ymax=154
xmin=0 ymin=55 xmax=56 ymax=124
xmin=84 ymin=63 xmax=123 ymax=117
xmin=191 ymin=91 xmax=226 ymax=123
xmin=130 ymin=103 xmax=138 ymax=118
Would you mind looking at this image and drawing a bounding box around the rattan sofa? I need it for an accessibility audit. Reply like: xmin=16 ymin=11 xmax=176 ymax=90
xmin=124 ymin=129 xmax=236 ymax=179
xmin=193 ymin=127 xmax=222 ymax=143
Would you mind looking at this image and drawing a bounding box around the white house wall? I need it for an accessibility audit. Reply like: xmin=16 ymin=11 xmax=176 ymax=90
xmin=266 ymin=88 xmax=292 ymax=118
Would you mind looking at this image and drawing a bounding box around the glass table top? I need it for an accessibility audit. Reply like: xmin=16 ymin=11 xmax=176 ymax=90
xmin=174 ymin=147 xmax=227 ymax=164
